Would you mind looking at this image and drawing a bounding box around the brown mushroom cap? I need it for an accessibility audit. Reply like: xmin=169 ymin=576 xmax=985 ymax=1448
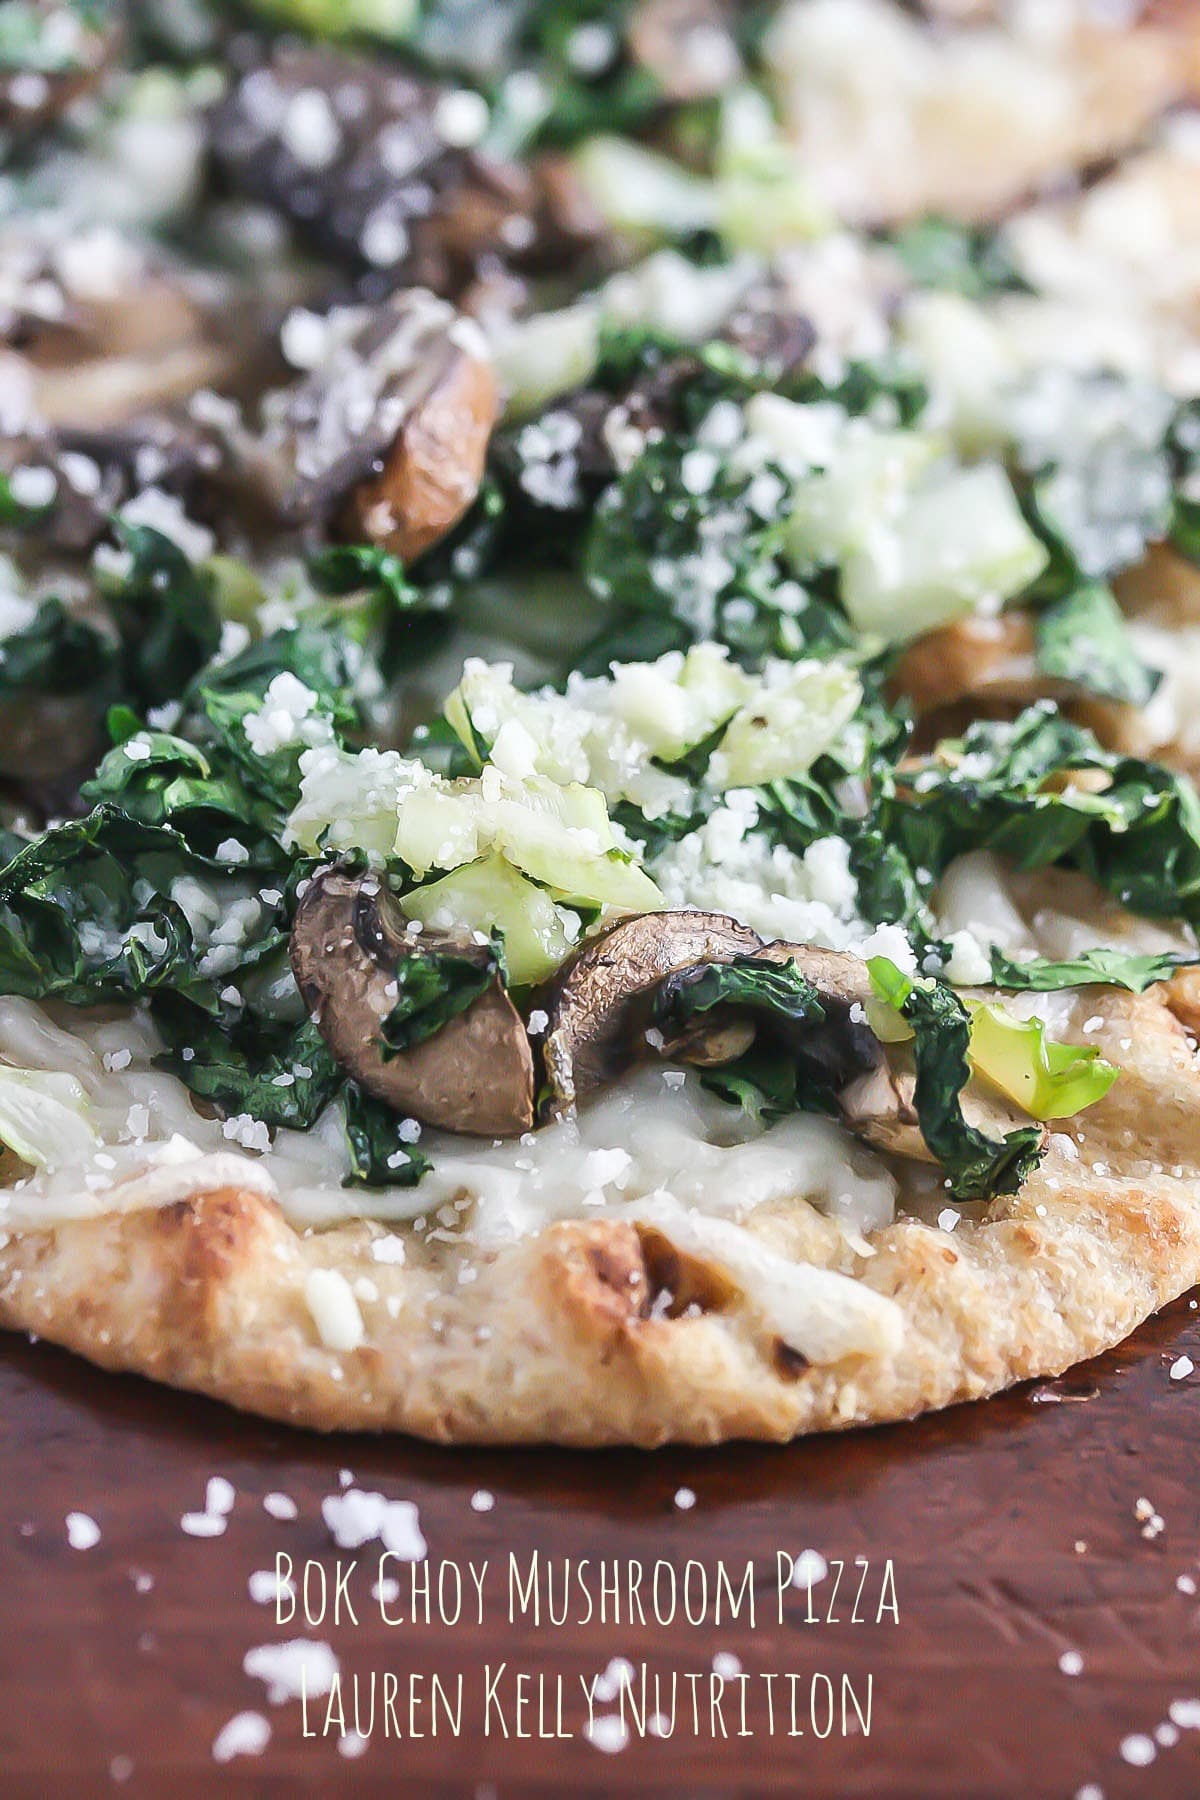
xmin=210 ymin=40 xmax=590 ymax=303
xmin=290 ymin=866 xmax=534 ymax=1138
xmin=338 ymin=313 xmax=499 ymax=562
xmin=256 ymin=290 xmax=499 ymax=562
xmin=541 ymin=910 xmax=763 ymax=1110
xmin=887 ymin=612 xmax=1063 ymax=748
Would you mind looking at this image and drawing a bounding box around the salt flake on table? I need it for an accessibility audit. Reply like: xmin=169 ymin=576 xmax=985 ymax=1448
xmin=322 ymin=1489 xmax=427 ymax=1560
xmin=206 ymin=1476 xmax=236 ymax=1516
xmin=181 ymin=1511 xmax=226 ymax=1538
xmin=585 ymin=1715 xmax=629 ymax=1754
xmin=249 ymin=1569 xmax=294 ymax=1606
xmin=243 ymin=1639 xmax=339 ymax=1705
xmin=791 ymin=1548 xmax=829 ymax=1589
xmin=66 ymin=1512 xmax=100 ymax=1550
xmin=212 ymin=1711 xmax=271 ymax=1763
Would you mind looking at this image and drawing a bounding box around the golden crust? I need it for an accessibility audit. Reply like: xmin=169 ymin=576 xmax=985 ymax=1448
xmin=1 ymin=983 xmax=1198 ymax=1445
xmin=771 ymin=12 xmax=1200 ymax=229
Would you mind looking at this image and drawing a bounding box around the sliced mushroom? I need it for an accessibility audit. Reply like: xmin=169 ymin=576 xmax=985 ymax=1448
xmin=889 ymin=613 xmax=1046 ymax=716
xmin=253 ymin=290 xmax=499 ymax=561
xmin=541 ymin=911 xmax=1046 ymax=1170
xmin=660 ymin=940 xmax=884 ymax=1096
xmin=290 ymin=866 xmax=534 ymax=1137
xmin=0 ymin=416 xmax=227 ymax=554
xmin=888 ymin=609 xmax=1178 ymax=764
xmin=209 ymin=41 xmax=590 ymax=304
xmin=541 ymin=911 xmax=763 ymax=1109
xmin=0 ymin=220 xmax=262 ymax=434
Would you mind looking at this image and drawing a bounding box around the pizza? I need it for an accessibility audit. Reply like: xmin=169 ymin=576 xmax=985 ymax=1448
xmin=1 ymin=0 xmax=1200 ymax=1444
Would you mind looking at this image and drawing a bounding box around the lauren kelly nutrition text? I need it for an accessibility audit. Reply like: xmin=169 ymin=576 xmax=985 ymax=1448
xmin=273 ymin=1551 xmax=899 ymax=1745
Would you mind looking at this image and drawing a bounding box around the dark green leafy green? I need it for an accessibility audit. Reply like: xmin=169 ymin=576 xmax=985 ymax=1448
xmin=0 ymin=610 xmax=441 ymax=1192
xmin=889 ymin=217 xmax=1027 ymax=300
xmin=988 ymin=946 xmax=1190 ymax=994
xmin=697 ymin=1046 xmax=802 ymax=1126
xmin=867 ymin=958 xmax=1045 ymax=1201
xmin=584 ymin=436 xmax=800 ymax=662
xmin=0 ymin=599 xmax=113 ymax=702
xmin=382 ymin=939 xmax=501 ymax=1055
xmin=344 ymin=1084 xmax=433 ymax=1187
xmin=1034 ymin=582 xmax=1159 ymax=707
xmin=309 ymin=544 xmax=423 ymax=612
xmin=99 ymin=522 xmax=221 ymax=709
xmin=883 ymin=705 xmax=1200 ymax=933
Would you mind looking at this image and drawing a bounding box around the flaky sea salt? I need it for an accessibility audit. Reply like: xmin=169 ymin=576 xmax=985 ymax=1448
xmin=585 ymin=1715 xmax=629 ymax=1753
xmin=66 ymin=1512 xmax=100 ymax=1550
xmin=181 ymin=1512 xmax=226 ymax=1539
xmin=206 ymin=1477 xmax=235 ymax=1517
xmin=322 ymin=1489 xmax=426 ymax=1560
xmin=791 ymin=1549 xmax=829 ymax=1589
xmin=212 ymin=1712 xmax=271 ymax=1763
xmin=243 ymin=1639 xmax=339 ymax=1705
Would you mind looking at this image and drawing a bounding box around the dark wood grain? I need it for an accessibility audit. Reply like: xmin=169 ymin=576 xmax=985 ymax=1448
xmin=1 ymin=1296 xmax=1199 ymax=1799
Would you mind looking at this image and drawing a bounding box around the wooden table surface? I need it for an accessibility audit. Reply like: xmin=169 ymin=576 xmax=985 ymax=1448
xmin=1 ymin=1294 xmax=1198 ymax=1799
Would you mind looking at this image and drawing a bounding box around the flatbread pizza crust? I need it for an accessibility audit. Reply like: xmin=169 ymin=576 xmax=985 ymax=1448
xmin=1 ymin=981 xmax=1197 ymax=1446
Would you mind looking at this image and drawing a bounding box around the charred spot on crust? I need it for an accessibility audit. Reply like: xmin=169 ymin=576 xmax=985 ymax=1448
xmin=637 ymin=1224 xmax=738 ymax=1318
xmin=771 ymin=1338 xmax=812 ymax=1380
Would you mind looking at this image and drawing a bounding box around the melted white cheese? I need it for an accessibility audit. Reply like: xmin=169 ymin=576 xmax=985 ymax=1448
xmin=0 ymin=1000 xmax=895 ymax=1253
xmin=0 ymin=847 xmax=1186 ymax=1365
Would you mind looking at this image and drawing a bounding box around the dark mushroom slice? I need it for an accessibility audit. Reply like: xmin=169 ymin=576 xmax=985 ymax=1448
xmin=0 ymin=415 xmax=228 ymax=554
xmin=0 ymin=222 xmax=265 ymax=433
xmin=541 ymin=911 xmax=764 ymax=1110
xmin=253 ymin=289 xmax=499 ymax=562
xmin=290 ymin=866 xmax=535 ymax=1138
xmin=664 ymin=939 xmax=883 ymax=1086
xmin=209 ymin=40 xmax=593 ymax=305
xmin=0 ymin=0 xmax=122 ymax=144
xmin=887 ymin=611 xmax=1164 ymax=762
xmin=887 ymin=612 xmax=1064 ymax=748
